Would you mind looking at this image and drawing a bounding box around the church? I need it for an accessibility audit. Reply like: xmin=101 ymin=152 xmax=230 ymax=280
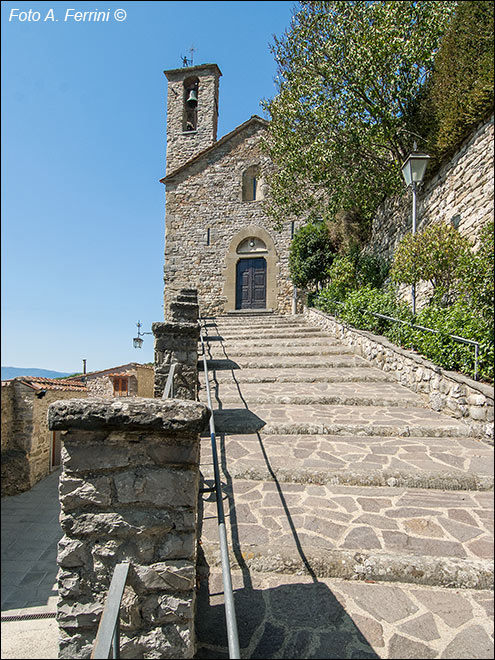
xmin=160 ymin=63 xmax=295 ymax=317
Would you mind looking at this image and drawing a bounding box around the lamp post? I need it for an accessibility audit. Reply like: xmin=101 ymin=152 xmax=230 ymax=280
xmin=133 ymin=321 xmax=152 ymax=349
xmin=400 ymin=142 xmax=431 ymax=315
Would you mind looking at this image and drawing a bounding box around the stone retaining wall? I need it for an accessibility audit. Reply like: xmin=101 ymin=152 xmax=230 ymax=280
xmin=367 ymin=115 xmax=494 ymax=260
xmin=49 ymin=396 xmax=210 ymax=659
xmin=304 ymin=307 xmax=494 ymax=442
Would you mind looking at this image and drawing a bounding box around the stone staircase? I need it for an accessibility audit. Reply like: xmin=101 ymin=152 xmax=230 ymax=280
xmin=195 ymin=314 xmax=494 ymax=659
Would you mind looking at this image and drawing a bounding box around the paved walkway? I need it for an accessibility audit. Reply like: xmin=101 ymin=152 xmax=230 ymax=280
xmin=196 ymin=313 xmax=494 ymax=659
xmin=1 ymin=469 xmax=61 ymax=659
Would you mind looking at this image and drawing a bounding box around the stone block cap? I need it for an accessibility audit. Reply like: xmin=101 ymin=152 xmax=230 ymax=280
xmin=48 ymin=397 xmax=210 ymax=433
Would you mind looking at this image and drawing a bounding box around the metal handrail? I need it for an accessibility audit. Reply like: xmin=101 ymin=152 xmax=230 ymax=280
xmin=317 ymin=299 xmax=482 ymax=380
xmin=91 ymin=562 xmax=130 ymax=659
xmin=162 ymin=362 xmax=179 ymax=399
xmin=199 ymin=321 xmax=241 ymax=659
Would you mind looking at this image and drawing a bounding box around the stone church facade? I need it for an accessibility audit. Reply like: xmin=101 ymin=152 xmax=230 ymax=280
xmin=161 ymin=63 xmax=294 ymax=317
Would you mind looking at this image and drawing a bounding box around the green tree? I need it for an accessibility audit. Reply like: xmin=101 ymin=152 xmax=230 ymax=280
xmin=390 ymin=223 xmax=472 ymax=302
xmin=417 ymin=1 xmax=494 ymax=159
xmin=289 ymin=221 xmax=336 ymax=289
xmin=263 ymin=1 xmax=453 ymax=226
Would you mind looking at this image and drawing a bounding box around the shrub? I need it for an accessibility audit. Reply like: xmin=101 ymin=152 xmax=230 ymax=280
xmin=390 ymin=224 xmax=472 ymax=303
xmin=401 ymin=302 xmax=493 ymax=381
xmin=340 ymin=285 xmax=413 ymax=335
xmin=324 ymin=255 xmax=357 ymax=301
xmin=355 ymin=253 xmax=391 ymax=290
xmin=458 ymin=221 xmax=494 ymax=319
xmin=289 ymin=222 xmax=337 ymax=290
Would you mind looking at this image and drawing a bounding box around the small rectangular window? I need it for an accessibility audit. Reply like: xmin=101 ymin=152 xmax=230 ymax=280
xmin=207 ymin=228 xmax=211 ymax=245
xmin=113 ymin=376 xmax=128 ymax=397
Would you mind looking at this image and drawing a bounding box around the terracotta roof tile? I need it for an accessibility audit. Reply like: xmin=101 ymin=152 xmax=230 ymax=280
xmin=13 ymin=376 xmax=88 ymax=392
xmin=65 ymin=362 xmax=148 ymax=380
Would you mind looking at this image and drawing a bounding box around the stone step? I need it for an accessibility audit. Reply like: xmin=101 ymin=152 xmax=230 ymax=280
xmin=202 ymin=336 xmax=342 ymax=348
xmin=199 ymin=479 xmax=494 ymax=590
xmin=205 ymin=344 xmax=356 ymax=358
xmin=199 ymin=434 xmax=494 ymax=491
xmin=210 ymin=314 xmax=306 ymax=325
xmin=195 ymin=568 xmax=494 ymax=659
xmin=205 ymin=320 xmax=310 ymax=330
xmin=198 ymin=366 xmax=395 ymax=384
xmin=209 ymin=404 xmax=473 ymax=438
xmin=202 ymin=355 xmax=370 ymax=370
xmin=210 ymin=327 xmax=324 ymax=338
xmin=199 ymin=381 xmax=426 ymax=408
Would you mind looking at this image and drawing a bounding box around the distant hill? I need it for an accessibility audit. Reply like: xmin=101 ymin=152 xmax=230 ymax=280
xmin=1 ymin=366 xmax=73 ymax=381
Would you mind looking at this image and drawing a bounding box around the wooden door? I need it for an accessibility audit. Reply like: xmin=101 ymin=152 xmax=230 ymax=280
xmin=236 ymin=258 xmax=267 ymax=309
xmin=51 ymin=431 xmax=61 ymax=470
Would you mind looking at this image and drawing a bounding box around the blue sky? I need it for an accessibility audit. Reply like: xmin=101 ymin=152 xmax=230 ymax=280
xmin=1 ymin=0 xmax=295 ymax=373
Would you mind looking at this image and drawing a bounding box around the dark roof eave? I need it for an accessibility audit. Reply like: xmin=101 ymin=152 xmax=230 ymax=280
xmin=160 ymin=115 xmax=269 ymax=184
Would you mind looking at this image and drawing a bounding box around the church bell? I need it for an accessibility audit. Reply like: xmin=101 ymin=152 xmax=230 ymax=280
xmin=186 ymin=89 xmax=198 ymax=108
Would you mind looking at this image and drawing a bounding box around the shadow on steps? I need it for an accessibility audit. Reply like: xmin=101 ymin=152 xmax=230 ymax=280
xmin=195 ymin=572 xmax=380 ymax=659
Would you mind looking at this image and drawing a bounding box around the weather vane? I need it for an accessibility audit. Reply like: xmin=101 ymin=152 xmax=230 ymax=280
xmin=181 ymin=44 xmax=197 ymax=67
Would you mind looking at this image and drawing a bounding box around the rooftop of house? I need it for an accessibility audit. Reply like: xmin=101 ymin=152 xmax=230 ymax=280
xmin=4 ymin=376 xmax=88 ymax=392
xmin=64 ymin=363 xmax=154 ymax=380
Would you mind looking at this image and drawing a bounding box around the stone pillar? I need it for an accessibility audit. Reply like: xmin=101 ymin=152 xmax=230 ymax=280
xmin=49 ymin=396 xmax=210 ymax=659
xmin=153 ymin=289 xmax=200 ymax=400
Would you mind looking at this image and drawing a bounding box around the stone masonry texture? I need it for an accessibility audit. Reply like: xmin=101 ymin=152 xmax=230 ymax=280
xmin=153 ymin=288 xmax=200 ymax=400
xmin=195 ymin=313 xmax=493 ymax=659
xmin=367 ymin=116 xmax=494 ymax=260
xmin=161 ymin=63 xmax=295 ymax=319
xmin=49 ymin=396 xmax=210 ymax=659
xmin=304 ymin=307 xmax=494 ymax=442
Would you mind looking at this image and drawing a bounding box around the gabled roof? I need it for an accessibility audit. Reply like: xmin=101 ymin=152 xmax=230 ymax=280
xmin=65 ymin=362 xmax=152 ymax=380
xmin=9 ymin=376 xmax=88 ymax=392
xmin=161 ymin=115 xmax=269 ymax=183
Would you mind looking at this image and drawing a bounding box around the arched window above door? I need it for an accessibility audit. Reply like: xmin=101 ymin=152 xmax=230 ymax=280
xmin=236 ymin=237 xmax=268 ymax=254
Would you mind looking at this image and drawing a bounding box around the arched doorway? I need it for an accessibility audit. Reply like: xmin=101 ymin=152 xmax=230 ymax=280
xmin=236 ymin=257 xmax=267 ymax=309
xmin=223 ymin=226 xmax=280 ymax=312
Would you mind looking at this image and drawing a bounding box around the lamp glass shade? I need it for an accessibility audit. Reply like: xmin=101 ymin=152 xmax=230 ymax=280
xmin=133 ymin=337 xmax=143 ymax=349
xmin=401 ymin=152 xmax=431 ymax=186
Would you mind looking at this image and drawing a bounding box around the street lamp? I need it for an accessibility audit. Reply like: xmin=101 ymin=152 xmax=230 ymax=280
xmin=133 ymin=320 xmax=152 ymax=349
xmin=401 ymin=142 xmax=431 ymax=315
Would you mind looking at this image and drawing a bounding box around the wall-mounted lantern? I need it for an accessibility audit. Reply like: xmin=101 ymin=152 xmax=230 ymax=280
xmin=133 ymin=321 xmax=152 ymax=349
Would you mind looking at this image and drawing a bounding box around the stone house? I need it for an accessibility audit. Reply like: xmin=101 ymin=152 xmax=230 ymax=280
xmin=1 ymin=377 xmax=88 ymax=497
xmin=66 ymin=362 xmax=154 ymax=398
xmin=1 ymin=364 xmax=154 ymax=498
xmin=161 ymin=63 xmax=296 ymax=317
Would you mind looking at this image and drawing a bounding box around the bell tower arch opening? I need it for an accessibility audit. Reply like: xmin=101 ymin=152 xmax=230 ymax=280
xmin=183 ymin=76 xmax=199 ymax=132
xmin=163 ymin=63 xmax=222 ymax=175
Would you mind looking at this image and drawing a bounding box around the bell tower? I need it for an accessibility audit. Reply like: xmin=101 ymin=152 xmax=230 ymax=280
xmin=164 ymin=63 xmax=222 ymax=174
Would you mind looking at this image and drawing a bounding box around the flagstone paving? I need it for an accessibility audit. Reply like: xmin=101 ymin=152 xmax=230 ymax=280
xmin=196 ymin=313 xmax=494 ymax=659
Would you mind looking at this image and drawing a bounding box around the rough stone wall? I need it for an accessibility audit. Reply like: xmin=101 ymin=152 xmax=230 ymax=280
xmin=85 ymin=372 xmax=138 ymax=397
xmin=85 ymin=376 xmax=114 ymax=397
xmin=30 ymin=390 xmax=89 ymax=485
xmin=164 ymin=64 xmax=221 ymax=175
xmin=153 ymin=291 xmax=200 ymax=400
xmin=164 ymin=123 xmax=293 ymax=317
xmin=304 ymin=307 xmax=494 ymax=442
xmin=49 ymin=397 xmax=210 ymax=659
xmin=1 ymin=382 xmax=14 ymax=451
xmin=367 ymin=116 xmax=494 ymax=260
xmin=1 ymin=384 xmax=90 ymax=497
xmin=1 ymin=381 xmax=35 ymax=496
